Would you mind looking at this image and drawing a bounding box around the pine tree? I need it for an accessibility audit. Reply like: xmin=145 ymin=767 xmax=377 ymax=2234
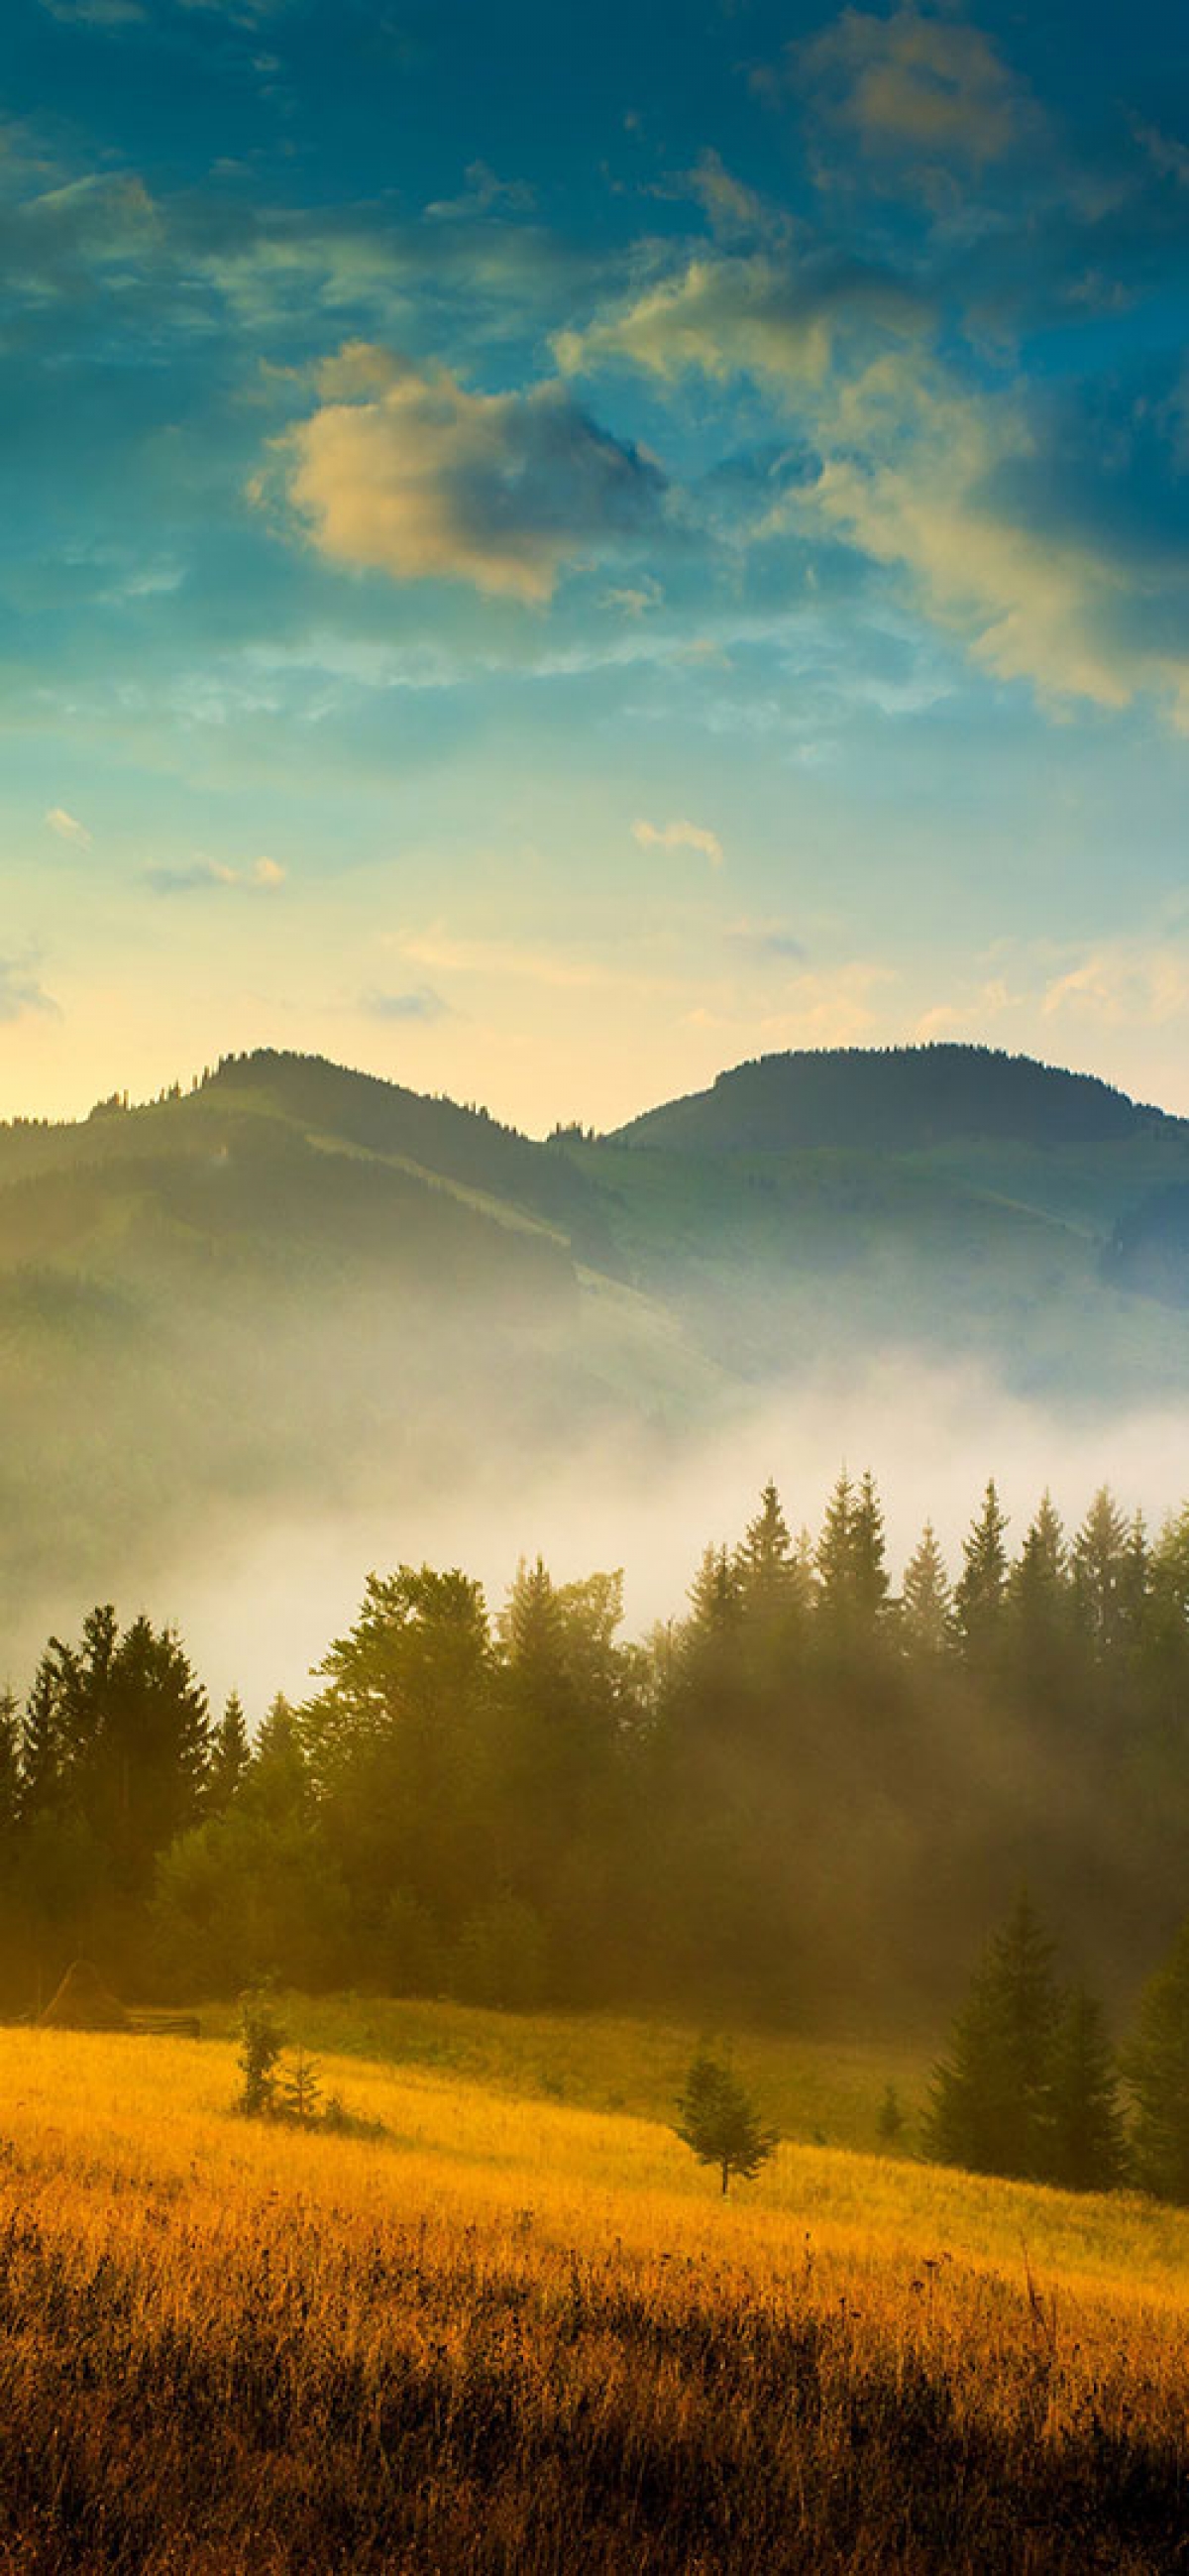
xmin=1007 ymin=1492 xmax=1075 ymax=1708
xmin=0 ymin=1690 xmax=22 ymax=1837
xmin=1048 ymin=1983 xmax=1126 ymax=2192
xmin=1072 ymin=1487 xmax=1131 ymax=1661
xmin=735 ymin=1481 xmax=806 ymax=1622
xmin=209 ymin=1691 xmax=251 ymax=1813
xmin=816 ymin=1468 xmax=888 ymax=1648
xmin=851 ymin=1470 xmax=889 ymax=1628
xmin=924 ymin=1891 xmax=1061 ymax=2180
xmin=815 ymin=1469 xmax=855 ymax=1629
xmin=685 ymin=1543 xmax=742 ymax=1642
xmin=900 ymin=1521 xmax=952 ymax=1658
xmin=674 ymin=2050 xmax=778 ymax=2195
xmin=954 ymin=1480 xmax=1010 ymax=1672
xmin=1124 ymin=1916 xmax=1189 ymax=2202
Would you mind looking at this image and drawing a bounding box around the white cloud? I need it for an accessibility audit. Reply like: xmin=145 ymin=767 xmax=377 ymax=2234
xmin=252 ymin=855 xmax=285 ymax=888
xmin=632 ymin=817 xmax=724 ymax=866
xmin=45 ymin=806 xmax=92 ymax=847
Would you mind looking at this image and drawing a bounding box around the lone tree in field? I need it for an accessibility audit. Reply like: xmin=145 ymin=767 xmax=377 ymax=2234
xmin=236 ymin=1985 xmax=286 ymax=2116
xmin=675 ymin=2050 xmax=777 ymax=2196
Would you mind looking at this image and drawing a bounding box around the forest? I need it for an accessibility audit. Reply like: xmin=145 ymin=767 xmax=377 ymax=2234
xmin=5 ymin=1468 xmax=1189 ymax=2048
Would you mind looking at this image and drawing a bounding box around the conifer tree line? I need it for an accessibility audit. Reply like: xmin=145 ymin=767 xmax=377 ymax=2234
xmin=6 ymin=1470 xmax=1189 ymax=2126
xmin=925 ymin=1888 xmax=1189 ymax=2201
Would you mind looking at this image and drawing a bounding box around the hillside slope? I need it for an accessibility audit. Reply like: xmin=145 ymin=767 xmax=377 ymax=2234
xmin=4 ymin=1041 xmax=1189 ymax=1646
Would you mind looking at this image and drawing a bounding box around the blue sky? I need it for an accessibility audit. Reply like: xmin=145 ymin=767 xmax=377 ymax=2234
xmin=2 ymin=0 xmax=1187 ymax=1126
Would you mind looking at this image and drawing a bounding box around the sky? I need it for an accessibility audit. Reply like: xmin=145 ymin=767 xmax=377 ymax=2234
xmin=2 ymin=0 xmax=1187 ymax=1131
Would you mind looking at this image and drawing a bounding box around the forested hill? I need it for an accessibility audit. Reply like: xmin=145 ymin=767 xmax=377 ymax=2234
xmin=613 ymin=1045 xmax=1176 ymax=1156
xmin=4 ymin=1038 xmax=1189 ymax=1654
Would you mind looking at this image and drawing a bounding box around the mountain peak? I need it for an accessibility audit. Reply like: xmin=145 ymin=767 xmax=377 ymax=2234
xmin=612 ymin=1044 xmax=1171 ymax=1156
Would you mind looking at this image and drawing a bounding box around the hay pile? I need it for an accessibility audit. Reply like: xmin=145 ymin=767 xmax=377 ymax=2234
xmin=38 ymin=1960 xmax=132 ymax=2032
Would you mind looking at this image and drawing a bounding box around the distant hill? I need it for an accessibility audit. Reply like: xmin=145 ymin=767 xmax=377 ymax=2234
xmin=612 ymin=1045 xmax=1174 ymax=1156
xmin=4 ymin=1039 xmax=1189 ymax=1655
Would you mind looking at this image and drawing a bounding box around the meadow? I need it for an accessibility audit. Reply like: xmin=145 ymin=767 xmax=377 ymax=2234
xmin=1 ymin=2007 xmax=1188 ymax=2571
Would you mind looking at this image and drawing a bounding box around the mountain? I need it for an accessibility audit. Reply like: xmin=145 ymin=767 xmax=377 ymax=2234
xmin=612 ymin=1044 xmax=1172 ymax=1155
xmin=4 ymin=1040 xmax=1189 ymax=1654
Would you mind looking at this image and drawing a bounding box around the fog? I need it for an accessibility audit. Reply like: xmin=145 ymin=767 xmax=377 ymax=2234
xmin=77 ymin=1346 xmax=1189 ymax=1720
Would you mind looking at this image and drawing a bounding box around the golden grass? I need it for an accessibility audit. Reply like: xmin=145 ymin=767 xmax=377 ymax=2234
xmin=1 ymin=2023 xmax=1187 ymax=2570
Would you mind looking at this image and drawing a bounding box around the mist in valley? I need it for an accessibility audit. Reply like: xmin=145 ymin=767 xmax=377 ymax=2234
xmin=13 ymin=1310 xmax=1189 ymax=1719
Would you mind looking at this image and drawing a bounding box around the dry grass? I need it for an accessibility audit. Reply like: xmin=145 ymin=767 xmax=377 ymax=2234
xmin=0 ymin=2024 xmax=1187 ymax=2571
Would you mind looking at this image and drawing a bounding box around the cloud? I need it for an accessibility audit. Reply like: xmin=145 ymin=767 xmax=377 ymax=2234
xmin=425 ymin=162 xmax=536 ymax=223
xmin=1042 ymin=944 xmax=1189 ymax=1030
xmin=0 ymin=960 xmax=58 ymax=1024
xmin=724 ymin=917 xmax=807 ymax=962
xmin=360 ymin=985 xmax=450 ymax=1024
xmin=40 ymin=0 xmax=147 ymax=24
xmin=1132 ymin=120 xmax=1189 ymax=189
xmin=556 ymin=253 xmax=922 ymax=392
xmin=273 ymin=349 xmax=665 ymax=604
xmin=785 ymin=352 xmax=1189 ymax=722
xmin=651 ymin=150 xmax=789 ymax=246
xmin=44 ymin=806 xmax=92 ymax=846
xmin=795 ymin=5 xmax=1040 ymax=172
xmin=143 ymin=855 xmax=285 ymax=894
xmin=632 ymin=817 xmax=724 ymax=866
xmin=7 ymin=171 xmax=162 ymax=299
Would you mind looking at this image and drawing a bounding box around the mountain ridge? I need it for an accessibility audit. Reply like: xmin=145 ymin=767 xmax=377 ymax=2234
xmin=611 ymin=1043 xmax=1178 ymax=1157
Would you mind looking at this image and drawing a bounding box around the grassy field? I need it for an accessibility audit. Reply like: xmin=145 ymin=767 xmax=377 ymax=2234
xmin=2 ymin=2009 xmax=1189 ymax=2570
xmin=197 ymin=1991 xmax=931 ymax=2157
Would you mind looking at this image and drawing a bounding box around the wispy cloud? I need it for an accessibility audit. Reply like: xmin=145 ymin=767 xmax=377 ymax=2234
xmin=40 ymin=0 xmax=147 ymax=25
xmin=360 ymin=984 xmax=450 ymax=1024
xmin=557 ymin=252 xmax=923 ymax=392
xmin=0 ymin=959 xmax=59 ymax=1024
xmin=633 ymin=817 xmax=724 ymax=866
xmin=44 ymin=806 xmax=92 ymax=847
xmin=425 ymin=162 xmax=535 ymax=223
xmin=144 ymin=854 xmax=285 ymax=895
xmin=724 ymin=916 xmax=807 ymax=962
xmin=1043 ymin=943 xmax=1189 ymax=1028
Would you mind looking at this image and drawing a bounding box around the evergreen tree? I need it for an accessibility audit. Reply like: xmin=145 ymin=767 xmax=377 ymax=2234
xmin=1048 ymin=1983 xmax=1126 ymax=2192
xmin=1007 ymin=1492 xmax=1075 ymax=1712
xmin=1072 ymin=1487 xmax=1131 ymax=1662
xmin=21 ymin=1608 xmax=210 ymax=1890
xmin=685 ymin=1543 xmax=742 ymax=1645
xmin=1124 ymin=1916 xmax=1189 ymax=2202
xmin=954 ymin=1480 xmax=1010 ymax=1673
xmin=674 ymin=2050 xmax=778 ymax=2195
xmin=209 ymin=1691 xmax=251 ymax=1813
xmin=900 ymin=1521 xmax=952 ymax=1659
xmin=0 ymin=1689 xmax=21 ymax=1837
xmin=19 ymin=1659 xmax=64 ymax=1817
xmin=851 ymin=1470 xmax=890 ymax=1628
xmin=924 ymin=1891 xmax=1061 ymax=2179
xmin=815 ymin=1468 xmax=888 ymax=1649
xmin=735 ymin=1481 xmax=810 ymax=1624
xmin=246 ymin=1695 xmax=308 ymax=1820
